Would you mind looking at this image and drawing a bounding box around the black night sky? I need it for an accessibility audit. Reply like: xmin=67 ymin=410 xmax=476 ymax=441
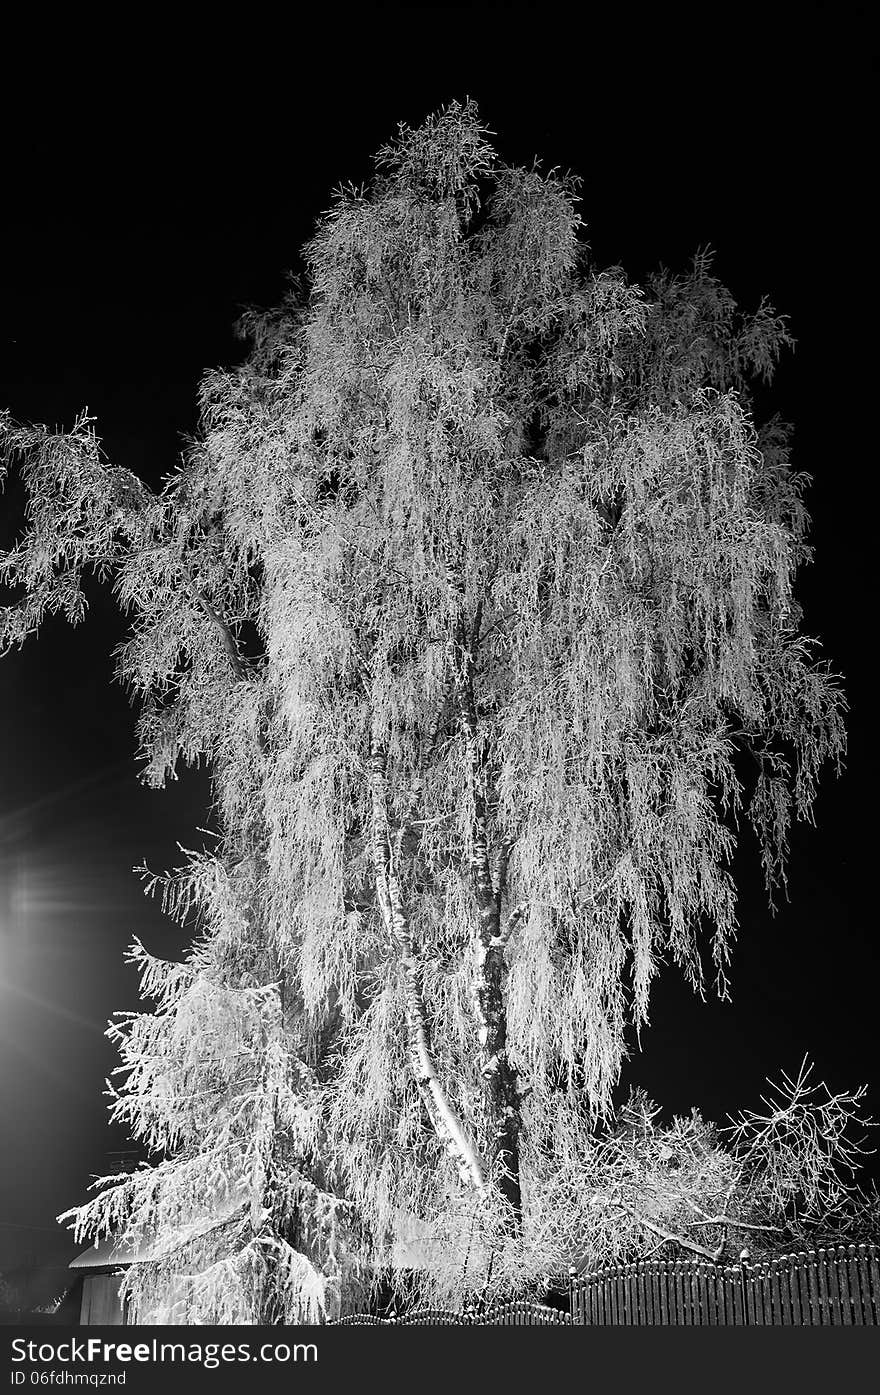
xmin=0 ymin=11 xmax=874 ymax=1307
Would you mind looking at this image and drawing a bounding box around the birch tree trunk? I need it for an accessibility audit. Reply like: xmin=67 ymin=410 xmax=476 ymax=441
xmin=456 ymin=666 xmax=522 ymax=1213
xmin=368 ymin=736 xmax=486 ymax=1193
xmin=448 ymin=563 xmax=522 ymax=1214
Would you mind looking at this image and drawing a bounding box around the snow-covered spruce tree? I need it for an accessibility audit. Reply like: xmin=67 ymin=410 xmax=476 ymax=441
xmin=0 ymin=416 xmax=362 ymax=1322
xmin=0 ymin=102 xmax=846 ymax=1313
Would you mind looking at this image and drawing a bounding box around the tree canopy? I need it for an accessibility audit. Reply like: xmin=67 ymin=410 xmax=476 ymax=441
xmin=0 ymin=101 xmax=850 ymax=1319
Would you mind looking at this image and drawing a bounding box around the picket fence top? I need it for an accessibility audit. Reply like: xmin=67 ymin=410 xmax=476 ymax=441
xmin=329 ymin=1300 xmax=571 ymax=1325
xmin=569 ymin=1241 xmax=878 ymax=1281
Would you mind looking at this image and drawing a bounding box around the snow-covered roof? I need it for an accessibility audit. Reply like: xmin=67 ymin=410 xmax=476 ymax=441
xmin=69 ymin=1235 xmax=153 ymax=1270
xmin=69 ymin=1195 xmax=245 ymax=1270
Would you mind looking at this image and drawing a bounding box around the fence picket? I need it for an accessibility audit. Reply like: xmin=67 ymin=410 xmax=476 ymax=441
xmin=645 ymin=1261 xmax=655 ymax=1325
xmin=694 ymin=1262 xmax=706 ymax=1325
xmin=759 ymin=1262 xmax=773 ymax=1326
xmin=687 ymin=1261 xmax=698 ymax=1324
xmin=822 ymin=1249 xmax=840 ymax=1324
xmin=800 ymin=1250 xmax=818 ymax=1325
xmin=689 ymin=1261 xmax=699 ymax=1324
xmin=832 ymin=1247 xmax=848 ymax=1324
xmin=709 ymin=1264 xmax=721 ymax=1325
xmin=704 ymin=1263 xmax=716 ymax=1325
xmin=846 ymin=1246 xmax=863 ymax=1325
xmin=860 ymin=1245 xmax=879 ymax=1324
xmin=814 ymin=1248 xmax=831 ymax=1324
xmin=785 ymin=1255 xmax=799 ymax=1324
xmin=654 ymin=1261 xmax=666 ymax=1325
xmin=834 ymin=1246 xmax=853 ymax=1325
xmin=738 ymin=1265 xmax=751 ymax=1326
xmin=787 ymin=1255 xmax=804 ymax=1324
xmin=687 ymin=1262 xmax=698 ymax=1325
xmin=771 ymin=1258 xmax=787 ymax=1325
xmin=742 ymin=1266 xmax=757 ymax=1326
xmin=676 ymin=1260 xmax=687 ymax=1324
xmin=670 ymin=1260 xmax=680 ymax=1324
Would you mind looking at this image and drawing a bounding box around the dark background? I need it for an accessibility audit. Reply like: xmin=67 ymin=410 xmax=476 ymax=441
xmin=0 ymin=9 xmax=874 ymax=1310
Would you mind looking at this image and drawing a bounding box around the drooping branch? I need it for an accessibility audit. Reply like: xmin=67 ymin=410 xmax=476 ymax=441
xmin=179 ymin=571 xmax=249 ymax=682
xmin=401 ymin=674 xmax=454 ymax=831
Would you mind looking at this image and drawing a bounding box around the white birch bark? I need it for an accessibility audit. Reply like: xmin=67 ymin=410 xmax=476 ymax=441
xmin=368 ymin=736 xmax=486 ymax=1193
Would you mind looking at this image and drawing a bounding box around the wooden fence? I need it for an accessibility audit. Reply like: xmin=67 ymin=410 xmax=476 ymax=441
xmin=332 ymin=1243 xmax=879 ymax=1325
xmin=569 ymin=1244 xmax=880 ymax=1325
xmin=331 ymin=1300 xmax=571 ymax=1325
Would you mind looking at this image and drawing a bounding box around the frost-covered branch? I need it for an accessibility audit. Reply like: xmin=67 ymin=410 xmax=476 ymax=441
xmin=179 ymin=571 xmax=249 ymax=682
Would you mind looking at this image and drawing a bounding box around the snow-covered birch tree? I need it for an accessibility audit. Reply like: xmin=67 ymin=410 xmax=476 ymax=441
xmin=0 ymin=101 xmax=847 ymax=1314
